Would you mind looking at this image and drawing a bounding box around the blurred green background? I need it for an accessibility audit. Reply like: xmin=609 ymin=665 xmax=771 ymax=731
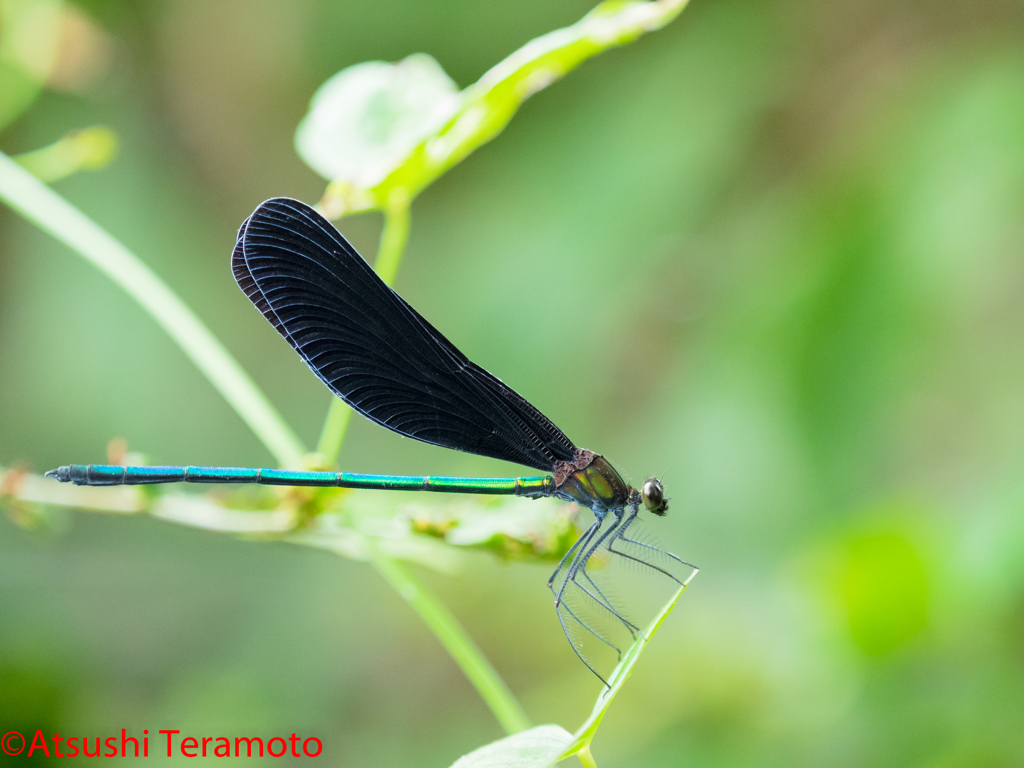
xmin=3 ymin=0 xmax=1024 ymax=765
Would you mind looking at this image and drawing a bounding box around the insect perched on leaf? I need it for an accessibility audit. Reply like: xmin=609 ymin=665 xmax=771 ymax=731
xmin=48 ymin=198 xmax=697 ymax=683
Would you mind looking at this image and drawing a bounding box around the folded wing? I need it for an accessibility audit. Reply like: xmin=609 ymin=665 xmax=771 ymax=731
xmin=232 ymin=197 xmax=578 ymax=473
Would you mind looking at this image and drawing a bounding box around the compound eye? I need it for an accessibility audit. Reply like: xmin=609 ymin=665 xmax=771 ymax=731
xmin=641 ymin=478 xmax=667 ymax=515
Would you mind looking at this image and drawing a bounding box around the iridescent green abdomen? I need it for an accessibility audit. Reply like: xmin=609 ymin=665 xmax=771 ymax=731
xmin=48 ymin=464 xmax=557 ymax=497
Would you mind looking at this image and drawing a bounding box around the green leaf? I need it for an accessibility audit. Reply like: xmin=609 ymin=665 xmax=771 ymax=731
xmin=312 ymin=0 xmax=691 ymax=218
xmin=449 ymin=725 xmax=574 ymax=768
xmin=295 ymin=53 xmax=460 ymax=185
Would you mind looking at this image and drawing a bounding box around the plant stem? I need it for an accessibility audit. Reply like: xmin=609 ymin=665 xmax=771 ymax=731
xmin=0 ymin=151 xmax=306 ymax=468
xmin=316 ymin=200 xmax=411 ymax=463
xmin=315 ymin=399 xmax=352 ymax=463
xmin=577 ymin=745 xmax=599 ymax=768
xmin=13 ymin=126 xmax=118 ymax=182
xmin=369 ymin=547 xmax=531 ymax=735
xmin=373 ymin=198 xmax=411 ymax=286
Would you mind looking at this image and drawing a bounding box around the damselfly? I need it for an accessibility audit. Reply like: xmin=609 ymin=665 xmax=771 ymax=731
xmin=48 ymin=198 xmax=696 ymax=683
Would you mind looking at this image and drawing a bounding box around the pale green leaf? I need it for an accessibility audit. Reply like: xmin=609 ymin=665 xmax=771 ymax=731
xmin=295 ymin=53 xmax=460 ymax=185
xmin=316 ymin=0 xmax=690 ymax=217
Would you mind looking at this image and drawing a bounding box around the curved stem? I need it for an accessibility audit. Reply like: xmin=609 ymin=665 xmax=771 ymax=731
xmin=369 ymin=547 xmax=531 ymax=735
xmin=13 ymin=126 xmax=118 ymax=182
xmin=577 ymin=745 xmax=599 ymax=768
xmin=0 ymin=151 xmax=306 ymax=467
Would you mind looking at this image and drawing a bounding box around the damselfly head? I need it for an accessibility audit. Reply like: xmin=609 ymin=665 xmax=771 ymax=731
xmin=641 ymin=477 xmax=668 ymax=515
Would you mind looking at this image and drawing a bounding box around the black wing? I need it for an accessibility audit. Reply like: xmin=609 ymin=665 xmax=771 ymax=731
xmin=232 ymin=197 xmax=578 ymax=472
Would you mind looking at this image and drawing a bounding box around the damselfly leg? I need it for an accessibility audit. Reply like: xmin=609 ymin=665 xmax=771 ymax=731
xmin=607 ymin=502 xmax=698 ymax=584
xmin=550 ymin=512 xmax=650 ymax=684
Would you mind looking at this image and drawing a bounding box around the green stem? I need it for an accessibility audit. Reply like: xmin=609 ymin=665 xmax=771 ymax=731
xmin=577 ymin=745 xmax=599 ymax=768
xmin=315 ymin=399 xmax=352 ymax=463
xmin=373 ymin=198 xmax=411 ymax=286
xmin=316 ymin=199 xmax=411 ymax=463
xmin=13 ymin=126 xmax=118 ymax=183
xmin=369 ymin=548 xmax=531 ymax=735
xmin=0 ymin=151 xmax=306 ymax=468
